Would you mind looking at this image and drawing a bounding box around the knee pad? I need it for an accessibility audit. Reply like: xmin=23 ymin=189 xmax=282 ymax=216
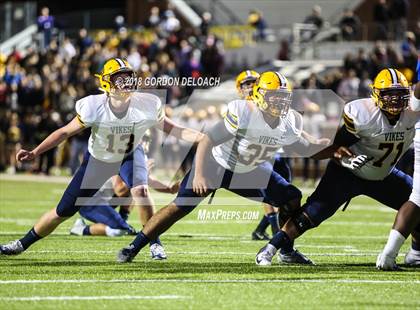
xmin=56 ymin=199 xmax=79 ymax=217
xmin=291 ymin=210 xmax=316 ymax=234
xmin=277 ymin=202 xmax=300 ymax=226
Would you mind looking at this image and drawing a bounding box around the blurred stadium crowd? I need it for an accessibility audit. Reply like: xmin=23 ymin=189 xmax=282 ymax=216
xmin=0 ymin=6 xmax=224 ymax=174
xmin=0 ymin=3 xmax=419 ymax=177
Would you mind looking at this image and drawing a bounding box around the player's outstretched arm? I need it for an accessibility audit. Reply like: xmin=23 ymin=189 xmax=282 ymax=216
xmin=161 ymin=116 xmax=205 ymax=143
xmin=16 ymin=117 xmax=84 ymax=162
xmin=311 ymin=125 xmax=369 ymax=169
xmin=192 ymin=134 xmax=213 ymax=196
xmin=282 ymin=130 xmax=330 ymax=158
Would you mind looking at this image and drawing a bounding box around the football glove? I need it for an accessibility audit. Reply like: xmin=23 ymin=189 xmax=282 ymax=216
xmin=339 ymin=155 xmax=369 ymax=170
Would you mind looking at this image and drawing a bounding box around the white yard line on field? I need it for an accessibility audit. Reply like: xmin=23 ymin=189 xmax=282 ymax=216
xmin=0 ymin=217 xmax=394 ymax=226
xmin=21 ymin=250 xmax=402 ymax=257
xmin=0 ymin=295 xmax=189 ymax=301
xmin=0 ymin=230 xmax=390 ymax=240
xmin=0 ymin=279 xmax=418 ymax=285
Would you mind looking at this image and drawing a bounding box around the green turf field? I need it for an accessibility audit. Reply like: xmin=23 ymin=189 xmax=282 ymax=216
xmin=0 ymin=177 xmax=419 ymax=309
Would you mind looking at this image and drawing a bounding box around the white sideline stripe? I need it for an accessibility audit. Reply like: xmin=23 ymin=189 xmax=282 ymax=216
xmin=0 ymin=279 xmax=418 ymax=285
xmin=0 ymin=295 xmax=188 ymax=301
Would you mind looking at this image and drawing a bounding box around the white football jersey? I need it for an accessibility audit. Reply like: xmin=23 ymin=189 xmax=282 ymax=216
xmin=75 ymin=92 xmax=164 ymax=163
xmin=343 ymin=97 xmax=420 ymax=180
xmin=212 ymin=100 xmax=302 ymax=173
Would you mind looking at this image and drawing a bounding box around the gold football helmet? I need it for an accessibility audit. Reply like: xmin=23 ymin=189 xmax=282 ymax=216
xmin=95 ymin=58 xmax=136 ymax=94
xmin=371 ymin=68 xmax=410 ymax=115
xmin=235 ymin=70 xmax=260 ymax=99
xmin=251 ymin=71 xmax=292 ymax=117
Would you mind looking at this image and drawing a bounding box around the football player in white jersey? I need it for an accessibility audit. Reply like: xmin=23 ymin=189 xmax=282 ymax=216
xmin=256 ymin=68 xmax=420 ymax=267
xmin=116 ymin=71 xmax=344 ymax=263
xmin=377 ymin=59 xmax=420 ymax=270
xmin=0 ymin=58 xmax=203 ymax=257
xmin=234 ymin=70 xmax=293 ymax=244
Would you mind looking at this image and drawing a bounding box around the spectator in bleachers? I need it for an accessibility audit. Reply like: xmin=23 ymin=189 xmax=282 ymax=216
xmin=248 ymin=9 xmax=267 ymax=41
xmin=37 ymin=7 xmax=54 ymax=50
xmin=76 ymin=28 xmax=93 ymax=56
xmin=200 ymin=12 xmax=212 ymax=37
xmin=147 ymin=6 xmax=161 ymax=28
xmin=127 ymin=46 xmax=142 ymax=71
xmin=201 ymin=35 xmax=224 ymax=78
xmin=304 ymin=5 xmax=324 ymax=30
xmin=413 ymin=21 xmax=420 ymax=50
xmin=114 ymin=15 xmax=126 ymax=32
xmin=339 ymin=8 xmax=361 ymax=41
xmin=373 ymin=0 xmax=389 ymax=40
xmin=388 ymin=0 xmax=409 ymax=40
xmin=401 ymin=32 xmax=418 ymax=69
xmin=337 ymin=69 xmax=360 ymax=101
xmin=161 ymin=10 xmax=181 ymax=35
xmin=277 ymin=39 xmax=290 ymax=61
xmin=6 ymin=113 xmax=21 ymax=174
xmin=358 ymin=70 xmax=373 ymax=98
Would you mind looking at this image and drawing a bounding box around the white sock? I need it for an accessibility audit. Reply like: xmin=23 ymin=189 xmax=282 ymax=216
xmin=266 ymin=243 xmax=277 ymax=255
xmin=105 ymin=226 xmax=126 ymax=237
xmin=382 ymin=229 xmax=406 ymax=258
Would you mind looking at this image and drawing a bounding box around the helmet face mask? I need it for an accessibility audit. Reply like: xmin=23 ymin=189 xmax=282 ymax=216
xmin=375 ymin=87 xmax=410 ymax=115
xmin=371 ymin=68 xmax=410 ymax=116
xmin=252 ymin=71 xmax=293 ymax=118
xmin=109 ymin=70 xmax=136 ymax=93
xmin=259 ymin=88 xmax=292 ymax=117
xmin=236 ymin=70 xmax=260 ymax=99
xmin=239 ymin=79 xmax=257 ymax=99
xmin=96 ymin=58 xmax=136 ymax=97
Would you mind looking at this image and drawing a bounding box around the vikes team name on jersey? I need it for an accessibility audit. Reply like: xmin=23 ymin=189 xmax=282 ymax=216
xmin=75 ymin=92 xmax=163 ymax=163
xmin=343 ymin=97 xmax=419 ymax=180
xmin=258 ymin=136 xmax=281 ymax=145
xmin=212 ymin=99 xmax=303 ymax=173
xmin=384 ymin=132 xmax=405 ymax=142
xmin=110 ymin=126 xmax=134 ymax=135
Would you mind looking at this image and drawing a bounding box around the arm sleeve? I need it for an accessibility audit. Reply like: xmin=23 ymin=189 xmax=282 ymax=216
xmin=206 ymin=120 xmax=235 ymax=145
xmin=333 ymin=124 xmax=360 ymax=146
xmin=75 ymin=97 xmax=95 ymax=127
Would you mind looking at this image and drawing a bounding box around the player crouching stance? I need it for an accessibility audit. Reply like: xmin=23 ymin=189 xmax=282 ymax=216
xmin=235 ymin=70 xmax=294 ymax=243
xmin=116 ymin=71 xmax=335 ymax=264
xmin=0 ymin=58 xmax=203 ymax=257
xmin=256 ymin=68 xmax=420 ymax=267
xmin=377 ymin=61 xmax=420 ymax=270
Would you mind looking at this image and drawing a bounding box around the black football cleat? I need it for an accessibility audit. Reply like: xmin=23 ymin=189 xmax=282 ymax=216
xmin=278 ymin=249 xmax=314 ymax=265
xmin=252 ymin=231 xmax=270 ymax=241
xmin=116 ymin=245 xmax=138 ymax=263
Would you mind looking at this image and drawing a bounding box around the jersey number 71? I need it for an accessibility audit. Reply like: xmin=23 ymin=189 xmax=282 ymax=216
xmin=372 ymin=142 xmax=404 ymax=167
